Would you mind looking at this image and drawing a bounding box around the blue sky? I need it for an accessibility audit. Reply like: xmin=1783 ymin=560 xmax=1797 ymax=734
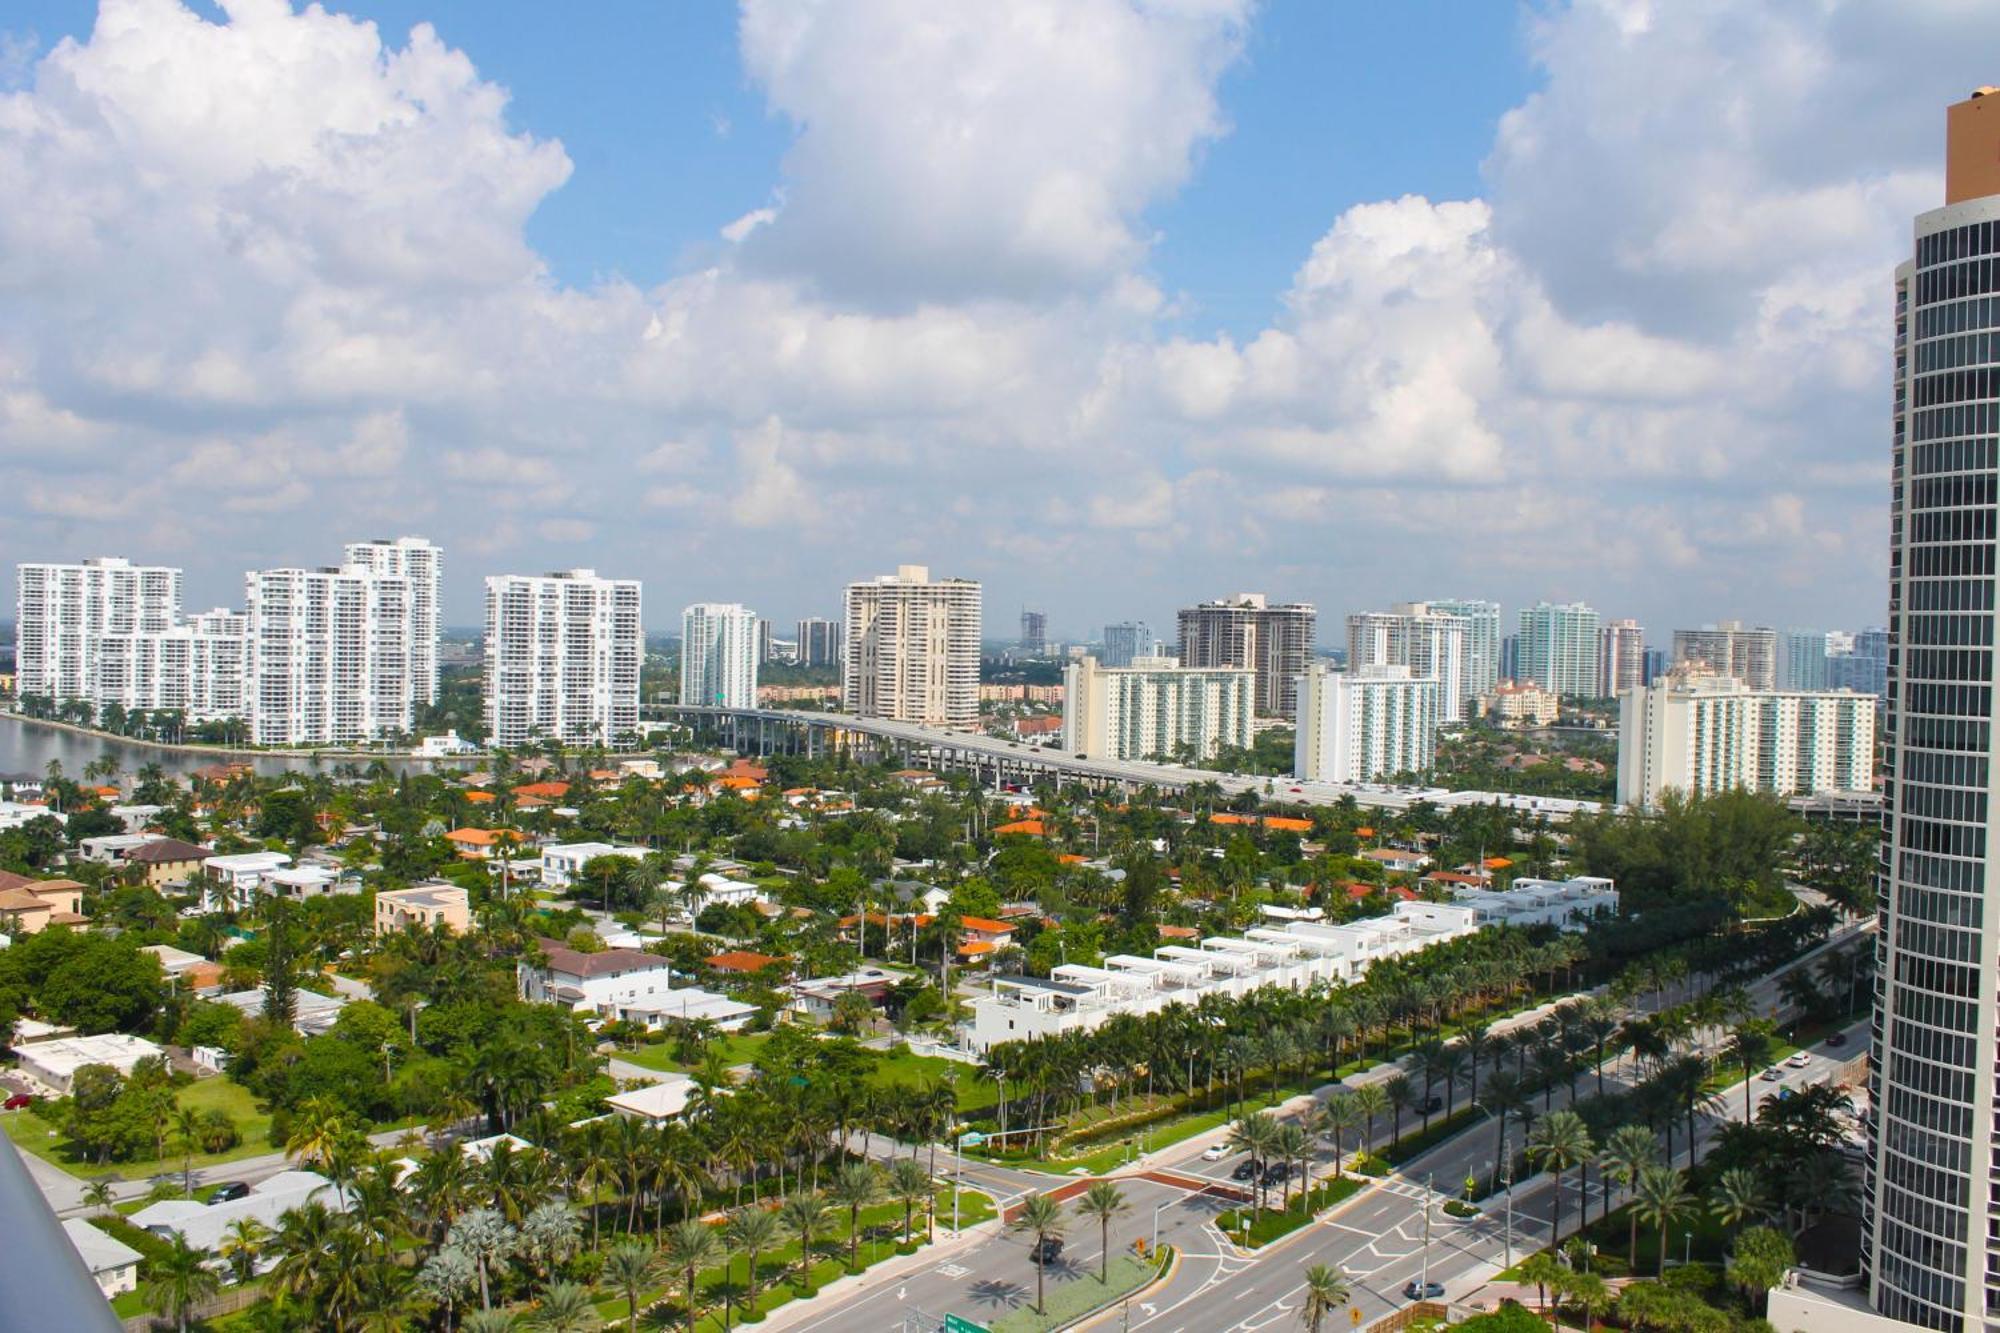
xmin=7 ymin=1 xmax=1535 ymax=341
xmin=1 ymin=1 xmax=1985 ymax=635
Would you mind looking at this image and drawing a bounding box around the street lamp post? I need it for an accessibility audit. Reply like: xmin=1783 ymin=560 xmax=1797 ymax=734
xmin=1501 ymin=1136 xmax=1515 ymax=1270
xmin=1151 ymin=1198 xmax=1176 ymax=1254
xmin=1419 ymin=1173 xmax=1434 ymax=1298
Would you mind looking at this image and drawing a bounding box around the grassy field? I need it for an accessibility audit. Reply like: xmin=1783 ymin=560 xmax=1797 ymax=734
xmin=1 ymin=1076 xmax=279 ymax=1180
xmin=615 ymin=1032 xmax=773 ymax=1073
xmin=1216 ymin=1175 xmax=1366 ymax=1247
xmin=991 ymin=1251 xmax=1164 ymax=1333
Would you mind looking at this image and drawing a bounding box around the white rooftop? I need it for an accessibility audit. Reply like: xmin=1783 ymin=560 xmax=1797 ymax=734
xmin=18 ymin=1033 xmax=164 ymax=1078
xmin=606 ymin=1073 xmax=699 ymax=1122
xmin=132 ymin=1170 xmax=340 ymax=1251
xmin=63 ymin=1218 xmax=142 ymax=1275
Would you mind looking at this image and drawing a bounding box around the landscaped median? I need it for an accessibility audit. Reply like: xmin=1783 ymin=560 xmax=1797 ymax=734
xmin=594 ymin=1187 xmax=998 ymax=1331
xmin=989 ymin=1247 xmax=1173 ymax=1333
xmin=1215 ymin=1175 xmax=1365 ymax=1248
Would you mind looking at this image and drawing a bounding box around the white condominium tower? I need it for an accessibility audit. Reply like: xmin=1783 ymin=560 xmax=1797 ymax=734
xmin=1670 ymin=621 xmax=1778 ymax=690
xmin=1176 ymin=593 xmax=1316 ymax=717
xmin=1515 ymin=602 xmax=1601 ymax=698
xmin=16 ymin=557 xmax=182 ymax=703
xmin=1346 ymin=604 xmax=1471 ymax=720
xmin=1424 ymin=599 xmax=1501 ymax=698
xmin=1614 ymin=671 xmax=1875 ymax=810
xmin=680 ymin=603 xmax=760 ymax=709
xmin=343 ymin=537 xmax=443 ymax=709
xmin=1599 ymin=618 xmax=1646 ymax=697
xmin=246 ymin=537 xmax=441 ymax=746
xmin=842 ymin=565 xmax=982 ymax=727
xmin=484 ymin=570 xmax=643 ymax=748
xmin=16 ymin=559 xmax=249 ymax=724
xmin=1865 ymin=88 xmax=2000 ymax=1331
xmin=1293 ymin=664 xmax=1439 ymax=784
xmin=1101 ymin=621 xmax=1154 ymax=669
xmin=1062 ymin=655 xmax=1255 ymax=762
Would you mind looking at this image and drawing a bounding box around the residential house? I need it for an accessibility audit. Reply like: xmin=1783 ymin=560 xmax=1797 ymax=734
xmin=540 ymin=842 xmax=649 ymax=889
xmin=518 ymin=939 xmax=755 ymax=1030
xmin=62 ymin=1218 xmax=142 ymax=1298
xmin=203 ymin=851 xmax=292 ymax=909
xmin=444 ymin=828 xmax=525 ymax=860
xmin=0 ymin=873 xmax=85 ymax=935
xmin=118 ymin=837 xmax=212 ymax=888
xmin=375 ymin=883 xmax=472 ymax=935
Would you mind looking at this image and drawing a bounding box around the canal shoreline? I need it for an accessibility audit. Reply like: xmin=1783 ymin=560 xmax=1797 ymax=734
xmin=1 ymin=711 xmax=467 ymax=766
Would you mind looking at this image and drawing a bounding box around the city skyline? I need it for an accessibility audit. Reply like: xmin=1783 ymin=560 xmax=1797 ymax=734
xmin=5 ymin=3 xmax=1996 ymax=632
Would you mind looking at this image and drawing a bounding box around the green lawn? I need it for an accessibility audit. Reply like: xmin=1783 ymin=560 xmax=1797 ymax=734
xmin=615 ymin=1032 xmax=773 ymax=1073
xmin=2 ymin=1076 xmax=278 ymax=1180
xmin=864 ymin=1049 xmax=1011 ymax=1114
xmin=1216 ymin=1175 xmax=1365 ymax=1247
xmin=990 ymin=1251 xmax=1165 ymax=1333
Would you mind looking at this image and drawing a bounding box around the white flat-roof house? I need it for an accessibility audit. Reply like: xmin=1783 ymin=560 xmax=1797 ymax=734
xmin=605 ymin=1072 xmax=700 ymax=1123
xmin=539 ymin=842 xmax=650 ymax=889
xmin=964 ymin=879 xmax=1617 ymax=1055
xmin=519 ymin=939 xmax=756 ymax=1030
xmin=262 ymin=865 xmax=350 ymax=900
xmin=202 ymin=851 xmax=292 ymax=909
xmin=132 ymin=1171 xmax=344 ymax=1253
xmin=17 ymin=1033 xmax=167 ymax=1093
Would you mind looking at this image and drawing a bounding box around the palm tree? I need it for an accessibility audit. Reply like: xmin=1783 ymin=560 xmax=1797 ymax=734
xmin=1710 ymin=1167 xmax=1769 ymax=1228
xmin=727 ymin=1206 xmax=784 ymax=1314
xmin=1517 ymin=1251 xmax=1566 ymax=1330
xmin=778 ymin=1194 xmax=829 ymax=1283
xmin=887 ymin=1159 xmax=933 ymax=1246
xmin=1597 ymin=1124 xmax=1658 ymax=1259
xmin=1631 ymin=1163 xmax=1695 ymax=1278
xmin=144 ymin=1233 xmax=221 ymax=1333
xmin=1012 ymin=1192 xmax=1069 ymax=1316
xmin=172 ymin=1105 xmax=202 ymax=1195
xmin=1351 ymin=1083 xmax=1389 ymax=1158
xmin=1384 ymin=1074 xmax=1415 ymax=1149
xmin=531 ymin=1281 xmax=600 ymax=1331
xmin=1526 ymin=1110 xmax=1594 ymax=1246
xmin=1316 ymin=1093 xmax=1362 ymax=1181
xmin=1724 ymin=1022 xmax=1777 ymax=1123
xmin=1272 ymin=1122 xmax=1311 ymax=1210
xmin=1565 ymin=1268 xmax=1611 ymax=1333
xmin=1075 ymin=1181 xmax=1130 ymax=1282
xmin=602 ymin=1244 xmax=657 ymax=1333
xmin=219 ymin=1216 xmax=269 ymax=1285
xmin=829 ymin=1162 xmax=882 ymax=1271
xmin=1228 ymin=1114 xmax=1281 ymax=1214
xmin=1479 ymin=1070 xmax=1529 ymax=1193
xmin=465 ymin=1311 xmax=522 ymax=1333
xmin=1299 ymin=1263 xmax=1352 ymax=1333
xmin=81 ymin=1178 xmax=118 ymax=1215
xmin=661 ymin=1218 xmax=723 ymax=1332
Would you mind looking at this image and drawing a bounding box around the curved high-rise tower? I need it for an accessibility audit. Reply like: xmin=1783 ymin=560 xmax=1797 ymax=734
xmin=1867 ymin=87 xmax=2000 ymax=1331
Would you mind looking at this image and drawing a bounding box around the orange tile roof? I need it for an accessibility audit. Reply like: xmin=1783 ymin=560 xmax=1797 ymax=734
xmin=1158 ymin=924 xmax=1201 ymax=939
xmin=715 ymin=775 xmax=761 ymax=791
xmin=957 ymin=916 xmax=1015 ymax=935
xmin=465 ymin=791 xmax=497 ymax=804
xmin=513 ymin=782 xmax=571 ymax=799
xmin=1057 ymin=854 xmax=1088 ymax=865
xmin=1483 ymin=856 xmax=1514 ymax=869
xmin=1355 ymin=826 xmax=1376 ymax=838
xmin=1210 ymin=812 xmax=1257 ymax=826
xmin=1260 ymin=816 xmax=1313 ymax=834
xmin=994 ymin=819 xmax=1045 ymax=837
xmin=957 ymin=940 xmax=997 ymax=957
xmin=707 ymin=950 xmax=784 ymax=973
xmin=445 ymin=828 xmax=522 ymax=846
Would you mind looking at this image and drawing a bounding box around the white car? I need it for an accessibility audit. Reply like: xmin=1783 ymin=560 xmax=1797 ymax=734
xmin=1760 ymin=1065 xmax=1784 ymax=1082
xmin=1201 ymin=1144 xmax=1229 ymax=1162
xmin=1787 ymin=1051 xmax=1812 ymax=1068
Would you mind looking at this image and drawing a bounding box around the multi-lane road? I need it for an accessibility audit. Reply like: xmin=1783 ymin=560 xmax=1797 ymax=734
xmin=781 ymin=943 xmax=1870 ymax=1333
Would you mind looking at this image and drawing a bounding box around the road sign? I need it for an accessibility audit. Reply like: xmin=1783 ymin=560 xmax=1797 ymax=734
xmin=957 ymin=1131 xmax=986 ymax=1148
xmin=1351 ymin=1306 xmax=1364 ymax=1326
xmin=944 ymin=1316 xmax=990 ymax=1333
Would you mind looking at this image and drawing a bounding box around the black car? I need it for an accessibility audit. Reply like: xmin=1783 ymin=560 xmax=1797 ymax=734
xmin=1419 ymin=1095 xmax=1444 ymax=1115
xmin=209 ymin=1182 xmax=251 ymax=1204
xmin=1826 ymin=1031 xmax=1847 ymax=1048
xmin=1031 ymin=1237 xmax=1064 ymax=1265
xmin=1404 ymin=1280 xmax=1445 ymax=1301
xmin=1261 ymin=1162 xmax=1292 ymax=1185
xmin=1231 ymin=1159 xmax=1260 ymax=1182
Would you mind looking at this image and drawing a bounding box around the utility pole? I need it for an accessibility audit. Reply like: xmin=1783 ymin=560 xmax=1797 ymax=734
xmin=1502 ymin=1138 xmax=1515 ymax=1270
